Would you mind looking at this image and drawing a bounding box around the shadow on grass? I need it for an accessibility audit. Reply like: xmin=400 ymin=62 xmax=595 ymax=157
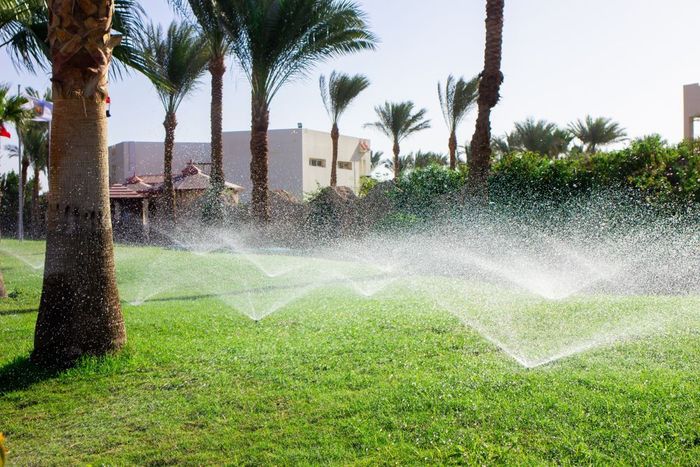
xmin=0 ymin=356 xmax=62 ymax=395
xmin=0 ymin=308 xmax=37 ymax=316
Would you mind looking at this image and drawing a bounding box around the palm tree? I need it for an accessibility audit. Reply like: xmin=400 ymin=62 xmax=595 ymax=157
xmin=21 ymin=124 xmax=48 ymax=237
xmin=170 ymin=0 xmax=235 ymax=222
xmin=509 ymin=118 xmax=571 ymax=158
xmin=33 ymin=0 xmax=125 ymax=367
xmin=468 ymin=0 xmax=505 ymax=201
xmin=1 ymin=0 xmax=149 ymax=79
xmin=370 ymin=150 xmax=384 ymax=170
xmin=438 ymin=75 xmax=479 ymax=169
xmin=319 ymin=71 xmax=370 ymax=187
xmin=137 ymin=22 xmax=209 ymax=224
xmin=0 ymin=84 xmax=25 ymax=298
xmin=568 ymin=116 xmax=627 ymax=153
xmin=0 ymin=83 xmax=28 ymax=246
xmin=24 ymin=87 xmax=51 ymax=237
xmin=365 ymin=101 xmax=431 ymax=181
xmin=216 ymin=0 xmax=377 ymax=222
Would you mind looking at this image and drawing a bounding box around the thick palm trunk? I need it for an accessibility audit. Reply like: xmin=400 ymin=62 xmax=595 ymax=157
xmin=33 ymin=0 xmax=125 ymax=367
xmin=468 ymin=0 xmax=505 ymax=202
xmin=250 ymin=96 xmax=270 ymax=223
xmin=31 ymin=163 xmax=41 ymax=238
xmin=393 ymin=140 xmax=400 ymax=182
xmin=449 ymin=131 xmax=458 ymax=170
xmin=163 ymin=111 xmax=177 ymax=225
xmin=330 ymin=123 xmax=340 ymax=187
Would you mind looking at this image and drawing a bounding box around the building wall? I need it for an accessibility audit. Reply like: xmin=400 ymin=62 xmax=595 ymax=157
xmin=683 ymin=83 xmax=700 ymax=140
xmin=221 ymin=129 xmax=304 ymax=200
xmin=108 ymin=141 xmax=209 ymax=184
xmin=109 ymin=128 xmax=371 ymax=200
xmin=301 ymin=129 xmax=370 ymax=196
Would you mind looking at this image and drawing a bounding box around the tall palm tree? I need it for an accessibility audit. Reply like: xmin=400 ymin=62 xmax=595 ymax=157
xmin=568 ymin=115 xmax=627 ymax=153
xmin=137 ymin=21 xmax=209 ymax=224
xmin=438 ymin=75 xmax=479 ymax=169
xmin=319 ymin=71 xmax=370 ymax=186
xmin=468 ymin=0 xmax=505 ymax=201
xmin=216 ymin=0 xmax=377 ymax=222
xmin=1 ymin=0 xmax=149 ymax=79
xmin=0 ymin=84 xmax=25 ymax=298
xmin=365 ymin=101 xmax=431 ymax=182
xmin=25 ymin=87 xmax=51 ymax=235
xmin=20 ymin=121 xmax=48 ymax=237
xmin=170 ymin=0 xmax=235 ymax=222
xmin=33 ymin=0 xmax=125 ymax=367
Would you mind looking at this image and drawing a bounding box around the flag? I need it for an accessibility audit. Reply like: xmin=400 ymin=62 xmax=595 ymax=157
xmin=23 ymin=96 xmax=53 ymax=122
xmin=0 ymin=123 xmax=10 ymax=138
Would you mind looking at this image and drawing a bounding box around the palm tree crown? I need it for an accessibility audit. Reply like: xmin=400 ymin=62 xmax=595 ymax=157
xmin=320 ymin=71 xmax=370 ymax=124
xmin=438 ymin=74 xmax=479 ymax=169
xmin=365 ymin=101 xmax=430 ymax=181
xmin=365 ymin=101 xmax=431 ymax=144
xmin=438 ymin=75 xmax=479 ymax=134
xmin=170 ymin=0 xmax=233 ymax=61
xmin=0 ymin=0 xmax=148 ymax=78
xmin=138 ymin=22 xmax=209 ymax=114
xmin=568 ymin=115 xmax=627 ymax=153
xmin=216 ymin=0 xmax=377 ymax=105
xmin=0 ymin=83 xmax=28 ymax=129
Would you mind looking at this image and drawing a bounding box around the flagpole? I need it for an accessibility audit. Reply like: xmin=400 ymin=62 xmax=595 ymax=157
xmin=17 ymin=84 xmax=24 ymax=242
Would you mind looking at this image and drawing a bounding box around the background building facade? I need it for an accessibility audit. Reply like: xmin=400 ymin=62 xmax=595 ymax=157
xmin=109 ymin=128 xmax=371 ymax=200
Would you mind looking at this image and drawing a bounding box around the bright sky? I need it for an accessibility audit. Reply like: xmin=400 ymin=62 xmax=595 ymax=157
xmin=2 ymin=0 xmax=700 ymax=175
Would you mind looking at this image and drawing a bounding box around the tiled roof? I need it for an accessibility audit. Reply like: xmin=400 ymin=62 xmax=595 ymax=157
xmin=109 ymin=184 xmax=149 ymax=199
xmin=110 ymin=163 xmax=244 ymax=200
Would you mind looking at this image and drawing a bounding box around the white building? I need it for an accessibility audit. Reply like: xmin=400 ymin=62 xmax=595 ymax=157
xmin=683 ymin=83 xmax=700 ymax=140
xmin=109 ymin=128 xmax=371 ymax=200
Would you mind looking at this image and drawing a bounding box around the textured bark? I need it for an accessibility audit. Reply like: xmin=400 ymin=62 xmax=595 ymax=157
xmin=449 ymin=131 xmax=458 ymax=170
xmin=330 ymin=123 xmax=339 ymax=187
xmin=162 ymin=111 xmax=177 ymax=225
xmin=209 ymin=56 xmax=226 ymax=193
xmin=31 ymin=162 xmax=41 ymax=238
xmin=33 ymin=0 xmax=125 ymax=367
xmin=468 ymin=0 xmax=505 ymax=202
xmin=250 ymin=97 xmax=270 ymax=223
xmin=393 ymin=140 xmax=400 ymax=182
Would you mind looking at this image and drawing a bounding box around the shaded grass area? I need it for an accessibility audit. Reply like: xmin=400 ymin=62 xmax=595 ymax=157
xmin=1 ymin=241 xmax=700 ymax=464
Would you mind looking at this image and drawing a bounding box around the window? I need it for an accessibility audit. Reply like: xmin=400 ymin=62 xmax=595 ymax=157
xmin=338 ymin=161 xmax=352 ymax=170
xmin=309 ymin=158 xmax=326 ymax=168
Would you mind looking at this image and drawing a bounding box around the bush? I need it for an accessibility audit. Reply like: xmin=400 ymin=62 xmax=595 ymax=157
xmin=393 ymin=165 xmax=466 ymax=215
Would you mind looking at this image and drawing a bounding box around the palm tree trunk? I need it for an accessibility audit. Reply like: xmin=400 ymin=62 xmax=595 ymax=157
xmin=250 ymin=96 xmax=270 ymax=223
xmin=209 ymin=56 xmax=225 ymax=195
xmin=21 ymin=158 xmax=29 ymax=197
xmin=330 ymin=123 xmax=339 ymax=187
xmin=31 ymin=162 xmax=40 ymax=238
xmin=449 ymin=131 xmax=458 ymax=170
xmin=163 ymin=111 xmax=177 ymax=225
xmin=33 ymin=0 xmax=125 ymax=367
xmin=468 ymin=0 xmax=505 ymax=202
xmin=393 ymin=139 xmax=400 ymax=182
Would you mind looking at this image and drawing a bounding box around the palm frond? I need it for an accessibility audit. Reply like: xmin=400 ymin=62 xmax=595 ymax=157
xmin=364 ymin=101 xmax=431 ymax=143
xmin=216 ymin=0 xmax=377 ymax=104
xmin=319 ymin=70 xmax=369 ymax=123
xmin=136 ymin=21 xmax=210 ymax=114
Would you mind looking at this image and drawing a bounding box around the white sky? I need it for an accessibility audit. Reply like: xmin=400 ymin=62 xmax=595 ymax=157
xmin=2 ymin=0 xmax=700 ymax=175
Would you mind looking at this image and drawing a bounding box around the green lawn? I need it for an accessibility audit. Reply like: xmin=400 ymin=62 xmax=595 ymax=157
xmin=1 ymin=240 xmax=700 ymax=464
